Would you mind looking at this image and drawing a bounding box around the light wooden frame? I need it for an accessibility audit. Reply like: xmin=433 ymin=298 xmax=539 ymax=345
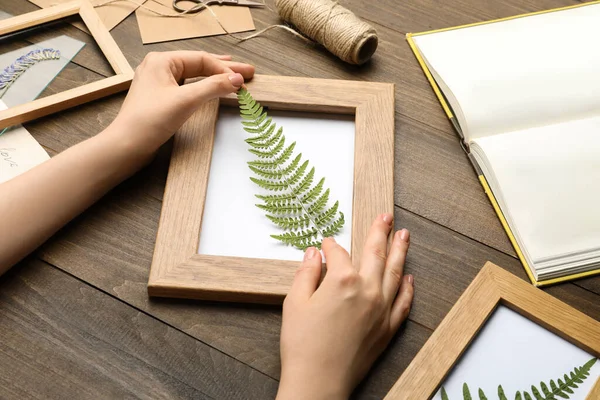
xmin=385 ymin=262 xmax=600 ymax=399
xmin=148 ymin=75 xmax=394 ymax=304
xmin=0 ymin=0 xmax=134 ymax=128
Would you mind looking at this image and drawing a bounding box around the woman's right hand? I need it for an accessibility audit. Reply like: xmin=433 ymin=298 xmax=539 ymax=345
xmin=277 ymin=213 xmax=414 ymax=400
xmin=110 ymin=51 xmax=255 ymax=155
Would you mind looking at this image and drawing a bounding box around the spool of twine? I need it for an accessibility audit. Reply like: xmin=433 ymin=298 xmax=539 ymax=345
xmin=274 ymin=0 xmax=378 ymax=65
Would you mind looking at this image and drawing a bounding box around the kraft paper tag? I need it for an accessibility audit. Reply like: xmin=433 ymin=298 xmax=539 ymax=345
xmin=0 ymin=101 xmax=49 ymax=184
xmin=136 ymin=0 xmax=255 ymax=44
xmin=28 ymin=0 xmax=144 ymax=31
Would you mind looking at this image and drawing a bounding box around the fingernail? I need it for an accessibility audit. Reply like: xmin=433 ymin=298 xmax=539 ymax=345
xmin=304 ymin=247 xmax=316 ymax=261
xmin=407 ymin=274 xmax=414 ymax=285
xmin=228 ymin=73 xmax=244 ymax=88
xmin=382 ymin=213 xmax=393 ymax=225
xmin=400 ymin=229 xmax=410 ymax=242
xmin=326 ymin=237 xmax=336 ymax=243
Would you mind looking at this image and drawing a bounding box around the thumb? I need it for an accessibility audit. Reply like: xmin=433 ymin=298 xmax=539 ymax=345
xmin=179 ymin=72 xmax=244 ymax=107
xmin=287 ymin=247 xmax=323 ymax=303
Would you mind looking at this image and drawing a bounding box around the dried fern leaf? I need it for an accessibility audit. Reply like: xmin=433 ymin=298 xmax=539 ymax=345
xmin=0 ymin=48 xmax=61 ymax=98
xmin=447 ymin=358 xmax=597 ymax=400
xmin=238 ymin=88 xmax=345 ymax=250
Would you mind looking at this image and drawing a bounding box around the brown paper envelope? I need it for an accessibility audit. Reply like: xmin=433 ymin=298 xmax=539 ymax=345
xmin=135 ymin=0 xmax=255 ymax=44
xmin=28 ymin=0 xmax=144 ymax=31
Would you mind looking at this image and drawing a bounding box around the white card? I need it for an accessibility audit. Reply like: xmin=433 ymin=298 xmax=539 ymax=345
xmin=0 ymin=100 xmax=49 ymax=183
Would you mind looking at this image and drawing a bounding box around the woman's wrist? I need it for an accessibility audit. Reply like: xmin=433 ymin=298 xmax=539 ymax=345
xmin=277 ymin=368 xmax=350 ymax=400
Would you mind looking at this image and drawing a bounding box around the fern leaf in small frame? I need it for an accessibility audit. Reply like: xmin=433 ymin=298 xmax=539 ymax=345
xmin=498 ymin=386 xmax=508 ymax=400
xmin=442 ymin=387 xmax=450 ymax=400
xmin=463 ymin=383 xmax=473 ymax=400
xmin=0 ymin=48 xmax=61 ymax=98
xmin=450 ymin=358 xmax=597 ymax=400
xmin=238 ymin=88 xmax=346 ymax=250
xmin=478 ymin=388 xmax=488 ymax=400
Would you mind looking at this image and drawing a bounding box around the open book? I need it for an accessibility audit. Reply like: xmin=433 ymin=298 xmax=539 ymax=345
xmin=407 ymin=1 xmax=600 ymax=285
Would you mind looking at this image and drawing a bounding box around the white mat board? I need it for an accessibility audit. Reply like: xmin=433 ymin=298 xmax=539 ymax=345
xmin=198 ymin=107 xmax=355 ymax=262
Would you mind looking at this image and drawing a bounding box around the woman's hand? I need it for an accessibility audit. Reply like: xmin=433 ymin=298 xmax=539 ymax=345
xmin=277 ymin=214 xmax=414 ymax=400
xmin=111 ymin=51 xmax=255 ymax=154
xmin=0 ymin=51 xmax=254 ymax=275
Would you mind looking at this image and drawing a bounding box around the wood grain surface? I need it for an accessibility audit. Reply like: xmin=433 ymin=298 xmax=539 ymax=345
xmin=0 ymin=0 xmax=598 ymax=398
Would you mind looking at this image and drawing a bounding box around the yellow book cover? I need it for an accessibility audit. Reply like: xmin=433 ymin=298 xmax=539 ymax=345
xmin=407 ymin=1 xmax=600 ymax=287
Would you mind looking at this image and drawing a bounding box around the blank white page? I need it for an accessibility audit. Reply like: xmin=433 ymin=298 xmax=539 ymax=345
xmin=434 ymin=306 xmax=599 ymax=399
xmin=413 ymin=3 xmax=600 ymax=140
xmin=198 ymin=107 xmax=355 ymax=262
xmin=472 ymin=115 xmax=600 ymax=265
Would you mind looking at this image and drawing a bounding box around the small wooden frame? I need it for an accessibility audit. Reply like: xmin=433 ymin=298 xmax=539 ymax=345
xmin=384 ymin=262 xmax=600 ymax=399
xmin=0 ymin=0 xmax=134 ymax=128
xmin=149 ymin=75 xmax=394 ymax=304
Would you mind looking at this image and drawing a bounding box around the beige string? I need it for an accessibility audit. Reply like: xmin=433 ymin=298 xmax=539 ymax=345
xmin=92 ymin=0 xmax=378 ymax=65
xmin=275 ymin=0 xmax=377 ymax=64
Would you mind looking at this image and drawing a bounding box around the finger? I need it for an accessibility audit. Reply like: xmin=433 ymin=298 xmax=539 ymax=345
xmin=221 ymin=61 xmax=255 ymax=79
xmin=359 ymin=213 xmax=394 ymax=281
xmin=211 ymin=54 xmax=232 ymax=61
xmin=321 ymin=237 xmax=352 ymax=275
xmin=390 ymin=274 xmax=414 ymax=333
xmin=382 ymin=229 xmax=410 ymax=303
xmin=158 ymin=51 xmax=250 ymax=81
xmin=179 ymin=72 xmax=245 ymax=108
xmin=287 ymin=247 xmax=323 ymax=302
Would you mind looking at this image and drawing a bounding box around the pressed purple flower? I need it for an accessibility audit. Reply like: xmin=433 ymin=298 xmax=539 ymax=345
xmin=0 ymin=48 xmax=61 ymax=97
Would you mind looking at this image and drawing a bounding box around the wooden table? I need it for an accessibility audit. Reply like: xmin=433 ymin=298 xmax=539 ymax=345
xmin=1 ymin=1 xmax=598 ymax=398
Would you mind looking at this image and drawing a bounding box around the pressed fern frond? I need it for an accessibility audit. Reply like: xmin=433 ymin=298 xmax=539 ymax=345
xmin=0 ymin=48 xmax=61 ymax=98
xmin=463 ymin=383 xmax=473 ymax=400
xmin=442 ymin=358 xmax=597 ymax=400
xmin=238 ymin=88 xmax=345 ymax=250
xmin=442 ymin=388 xmax=449 ymax=400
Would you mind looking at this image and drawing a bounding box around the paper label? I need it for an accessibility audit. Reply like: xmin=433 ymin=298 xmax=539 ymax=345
xmin=0 ymin=100 xmax=49 ymax=183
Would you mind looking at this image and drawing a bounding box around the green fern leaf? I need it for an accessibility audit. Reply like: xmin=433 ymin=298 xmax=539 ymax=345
xmin=478 ymin=388 xmax=488 ymax=400
xmin=301 ymin=177 xmax=325 ymax=203
xmin=515 ymin=392 xmax=522 ymax=400
xmin=463 ymin=383 xmax=472 ymax=400
xmin=267 ymin=214 xmax=311 ymax=230
xmin=242 ymin=118 xmax=272 ymax=134
xmin=245 ymin=126 xmax=282 ymax=147
xmin=250 ymin=176 xmax=288 ymax=191
xmin=460 ymin=358 xmax=597 ymax=400
xmin=530 ymin=386 xmax=543 ymax=400
xmin=239 ymin=89 xmax=345 ymax=250
xmin=316 ymin=201 xmax=340 ymax=227
xmin=307 ymin=188 xmax=330 ymax=215
xmin=248 ymin=142 xmax=296 ymax=169
xmin=245 ymin=124 xmax=275 ymax=144
xmin=249 ymin=135 xmax=285 ymax=158
xmin=295 ymin=166 xmax=316 ymax=196
xmin=322 ymin=212 xmax=344 ymax=237
xmin=540 ymin=382 xmax=551 ymax=398
xmin=498 ymin=386 xmax=508 ymax=400
xmin=257 ymin=203 xmax=303 ymax=214
xmin=241 ymin=111 xmax=268 ymax=127
xmin=255 ymin=192 xmax=296 ymax=203
xmin=249 ymin=154 xmax=302 ymax=179
xmin=441 ymin=387 xmax=449 ymax=400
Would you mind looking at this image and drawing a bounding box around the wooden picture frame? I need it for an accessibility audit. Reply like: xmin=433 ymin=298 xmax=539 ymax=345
xmin=0 ymin=0 xmax=134 ymax=128
xmin=384 ymin=262 xmax=600 ymax=399
xmin=148 ymin=75 xmax=394 ymax=304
